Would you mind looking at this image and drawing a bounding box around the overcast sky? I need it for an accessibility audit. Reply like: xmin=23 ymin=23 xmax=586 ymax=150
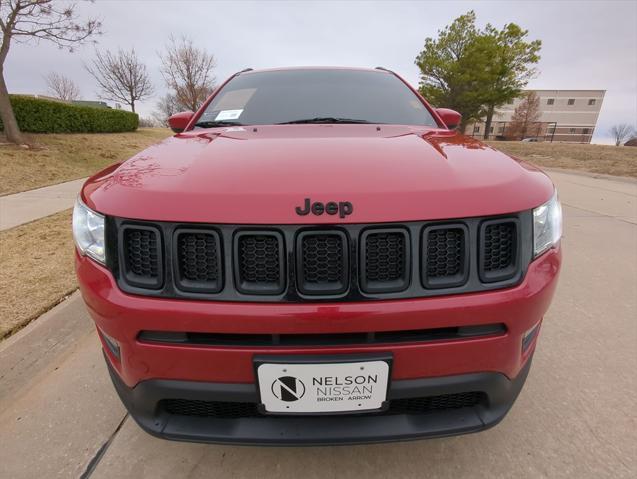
xmin=7 ymin=0 xmax=637 ymax=143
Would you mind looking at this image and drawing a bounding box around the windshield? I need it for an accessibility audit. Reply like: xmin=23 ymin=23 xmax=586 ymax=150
xmin=195 ymin=69 xmax=438 ymax=128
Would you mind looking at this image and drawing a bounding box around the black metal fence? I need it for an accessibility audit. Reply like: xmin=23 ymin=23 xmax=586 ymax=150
xmin=469 ymin=121 xmax=559 ymax=142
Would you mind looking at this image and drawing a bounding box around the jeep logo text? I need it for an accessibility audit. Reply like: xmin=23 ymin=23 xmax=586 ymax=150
xmin=295 ymin=198 xmax=353 ymax=218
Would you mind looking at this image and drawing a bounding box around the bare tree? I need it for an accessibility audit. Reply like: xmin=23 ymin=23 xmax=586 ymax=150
xmin=85 ymin=48 xmax=153 ymax=113
xmin=505 ymin=91 xmax=541 ymax=140
xmin=609 ymin=123 xmax=635 ymax=146
xmin=138 ymin=117 xmax=158 ymax=128
xmin=0 ymin=0 xmax=100 ymax=144
xmin=159 ymin=36 xmax=216 ymax=112
xmin=45 ymin=71 xmax=80 ymax=101
xmin=152 ymin=92 xmax=182 ymax=126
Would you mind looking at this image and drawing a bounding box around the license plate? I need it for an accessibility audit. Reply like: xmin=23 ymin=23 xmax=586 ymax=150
xmin=257 ymin=360 xmax=390 ymax=414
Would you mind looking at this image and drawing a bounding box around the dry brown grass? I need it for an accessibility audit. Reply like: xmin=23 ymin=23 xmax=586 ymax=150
xmin=487 ymin=141 xmax=637 ymax=178
xmin=0 ymin=209 xmax=76 ymax=338
xmin=0 ymin=128 xmax=172 ymax=196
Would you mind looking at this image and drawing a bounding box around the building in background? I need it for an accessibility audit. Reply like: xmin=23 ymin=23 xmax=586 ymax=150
xmin=469 ymin=90 xmax=605 ymax=143
xmin=21 ymin=94 xmax=110 ymax=109
xmin=70 ymin=100 xmax=110 ymax=109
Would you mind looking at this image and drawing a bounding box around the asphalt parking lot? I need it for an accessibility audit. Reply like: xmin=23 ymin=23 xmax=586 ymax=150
xmin=1 ymin=169 xmax=635 ymax=478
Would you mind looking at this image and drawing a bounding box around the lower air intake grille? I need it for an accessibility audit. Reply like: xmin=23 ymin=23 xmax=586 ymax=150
xmin=423 ymin=225 xmax=468 ymax=288
xmin=297 ymin=231 xmax=348 ymax=295
xmin=480 ymin=220 xmax=518 ymax=282
xmin=361 ymin=229 xmax=409 ymax=293
xmin=162 ymin=399 xmax=260 ymax=419
xmin=160 ymin=392 xmax=486 ymax=419
xmin=386 ymin=392 xmax=485 ymax=415
xmin=175 ymin=230 xmax=222 ymax=293
xmin=234 ymin=232 xmax=284 ymax=294
xmin=120 ymin=225 xmax=162 ymax=289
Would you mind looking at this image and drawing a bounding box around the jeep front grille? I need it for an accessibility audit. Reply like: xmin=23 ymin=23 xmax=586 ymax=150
xmin=108 ymin=213 xmax=532 ymax=302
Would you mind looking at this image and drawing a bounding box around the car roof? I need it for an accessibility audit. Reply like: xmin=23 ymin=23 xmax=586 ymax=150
xmin=240 ymin=66 xmax=390 ymax=75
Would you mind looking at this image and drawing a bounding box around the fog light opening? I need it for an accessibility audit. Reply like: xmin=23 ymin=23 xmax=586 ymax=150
xmin=99 ymin=328 xmax=121 ymax=360
xmin=522 ymin=322 xmax=541 ymax=353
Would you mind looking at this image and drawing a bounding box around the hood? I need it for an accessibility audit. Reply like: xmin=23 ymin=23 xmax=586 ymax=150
xmin=82 ymin=125 xmax=554 ymax=224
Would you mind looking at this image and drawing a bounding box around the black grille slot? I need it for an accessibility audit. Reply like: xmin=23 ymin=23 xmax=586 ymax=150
xmin=139 ymin=323 xmax=506 ymax=347
xmin=234 ymin=232 xmax=285 ymax=294
xmin=120 ymin=225 xmax=162 ymax=289
xmin=422 ymin=225 xmax=468 ymax=289
xmin=360 ymin=229 xmax=409 ymax=293
xmin=174 ymin=229 xmax=222 ymax=293
xmin=296 ymin=231 xmax=348 ymax=295
xmin=480 ymin=220 xmax=518 ymax=282
xmin=160 ymin=392 xmax=485 ymax=419
xmin=162 ymin=399 xmax=260 ymax=418
xmin=386 ymin=392 xmax=485 ymax=415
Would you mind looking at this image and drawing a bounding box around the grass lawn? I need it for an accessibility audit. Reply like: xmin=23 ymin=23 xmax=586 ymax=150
xmin=0 ymin=128 xmax=172 ymax=196
xmin=487 ymin=141 xmax=637 ymax=178
xmin=0 ymin=209 xmax=76 ymax=339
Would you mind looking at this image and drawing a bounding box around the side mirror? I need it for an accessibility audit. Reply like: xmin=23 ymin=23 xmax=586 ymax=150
xmin=168 ymin=111 xmax=194 ymax=133
xmin=436 ymin=108 xmax=462 ymax=130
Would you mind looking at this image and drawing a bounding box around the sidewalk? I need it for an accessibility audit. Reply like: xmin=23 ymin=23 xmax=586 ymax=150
xmin=0 ymin=177 xmax=87 ymax=231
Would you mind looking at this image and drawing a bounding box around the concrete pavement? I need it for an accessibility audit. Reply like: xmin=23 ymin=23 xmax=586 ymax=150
xmin=0 ymin=177 xmax=86 ymax=230
xmin=0 ymin=170 xmax=635 ymax=478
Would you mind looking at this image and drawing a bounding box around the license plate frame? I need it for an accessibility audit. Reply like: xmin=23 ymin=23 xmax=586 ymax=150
xmin=254 ymin=354 xmax=392 ymax=415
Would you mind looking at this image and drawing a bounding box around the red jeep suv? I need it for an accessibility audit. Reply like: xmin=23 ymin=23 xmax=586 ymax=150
xmin=73 ymin=67 xmax=562 ymax=445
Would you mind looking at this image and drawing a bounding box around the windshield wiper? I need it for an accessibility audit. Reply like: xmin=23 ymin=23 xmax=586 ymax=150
xmin=194 ymin=120 xmax=245 ymax=128
xmin=278 ymin=117 xmax=372 ymax=125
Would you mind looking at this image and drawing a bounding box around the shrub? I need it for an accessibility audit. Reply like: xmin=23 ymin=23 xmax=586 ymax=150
xmin=0 ymin=95 xmax=138 ymax=133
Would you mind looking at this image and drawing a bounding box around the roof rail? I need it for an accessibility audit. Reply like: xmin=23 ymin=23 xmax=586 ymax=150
xmin=237 ymin=68 xmax=253 ymax=74
xmin=375 ymin=66 xmax=393 ymax=73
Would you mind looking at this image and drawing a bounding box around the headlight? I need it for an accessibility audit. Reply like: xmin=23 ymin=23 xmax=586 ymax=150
xmin=533 ymin=190 xmax=562 ymax=257
xmin=72 ymin=198 xmax=106 ymax=264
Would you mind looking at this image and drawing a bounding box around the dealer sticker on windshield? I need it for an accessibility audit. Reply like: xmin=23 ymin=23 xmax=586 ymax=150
xmin=214 ymin=109 xmax=243 ymax=121
xmin=257 ymin=360 xmax=389 ymax=413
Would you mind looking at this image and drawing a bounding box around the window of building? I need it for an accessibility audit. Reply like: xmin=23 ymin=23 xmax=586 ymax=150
xmin=568 ymin=99 xmax=575 ymax=105
xmin=489 ymin=126 xmax=494 ymax=133
xmin=498 ymin=126 xmax=504 ymax=133
xmin=569 ymin=128 xmax=576 ymax=134
xmin=588 ymin=99 xmax=596 ymax=106
xmin=507 ymin=99 xmax=514 ymax=105
xmin=547 ymin=98 xmax=555 ymax=105
xmin=582 ymin=128 xmax=590 ymax=134
xmin=473 ymin=125 xmax=480 ymax=133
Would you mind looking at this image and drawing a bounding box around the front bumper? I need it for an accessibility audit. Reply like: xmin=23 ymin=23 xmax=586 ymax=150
xmin=77 ymin=247 xmax=560 ymax=388
xmin=79 ymin=246 xmax=559 ymax=444
xmin=106 ymin=352 xmax=533 ymax=445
